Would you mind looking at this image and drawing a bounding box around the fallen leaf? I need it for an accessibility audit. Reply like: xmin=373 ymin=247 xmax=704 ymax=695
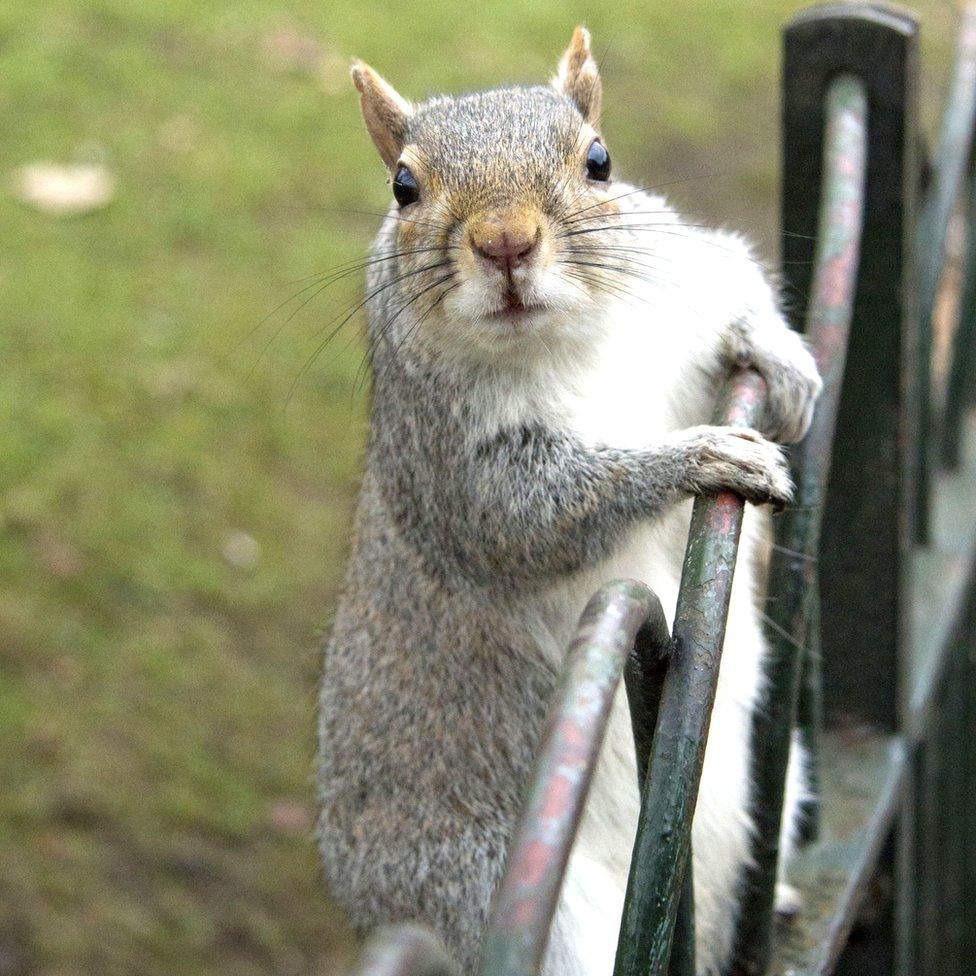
xmin=12 ymin=162 xmax=115 ymax=215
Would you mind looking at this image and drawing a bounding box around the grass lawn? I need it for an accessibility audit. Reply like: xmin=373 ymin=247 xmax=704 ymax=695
xmin=0 ymin=1 xmax=956 ymax=973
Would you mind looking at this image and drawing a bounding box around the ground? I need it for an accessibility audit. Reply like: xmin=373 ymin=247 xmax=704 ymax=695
xmin=0 ymin=2 xmax=956 ymax=974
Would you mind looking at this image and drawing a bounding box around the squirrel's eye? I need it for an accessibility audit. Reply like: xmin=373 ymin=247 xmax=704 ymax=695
xmin=585 ymin=141 xmax=611 ymax=182
xmin=392 ymin=166 xmax=420 ymax=206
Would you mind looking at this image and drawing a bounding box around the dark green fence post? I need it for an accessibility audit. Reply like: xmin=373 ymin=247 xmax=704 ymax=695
xmin=964 ymin=631 xmax=976 ymax=968
xmin=940 ymin=174 xmax=976 ymax=469
xmin=776 ymin=2 xmax=918 ymax=736
xmin=731 ymin=6 xmax=919 ymax=975
xmin=795 ymin=588 xmax=823 ymax=842
xmin=731 ymin=65 xmax=869 ymax=976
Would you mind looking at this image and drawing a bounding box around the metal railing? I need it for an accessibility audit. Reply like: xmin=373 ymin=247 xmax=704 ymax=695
xmin=346 ymin=3 xmax=976 ymax=974
xmin=730 ymin=67 xmax=867 ymax=976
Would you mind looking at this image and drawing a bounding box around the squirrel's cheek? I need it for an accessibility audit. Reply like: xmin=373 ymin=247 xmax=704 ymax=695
xmin=401 ymin=223 xmax=425 ymax=246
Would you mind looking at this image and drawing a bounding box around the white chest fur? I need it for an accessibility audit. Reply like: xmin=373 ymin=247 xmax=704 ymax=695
xmin=562 ymin=291 xmax=710 ymax=450
xmin=536 ymin=291 xmax=771 ymax=976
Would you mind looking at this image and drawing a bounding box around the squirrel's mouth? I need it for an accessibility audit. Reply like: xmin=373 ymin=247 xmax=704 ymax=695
xmin=490 ymin=289 xmax=532 ymax=319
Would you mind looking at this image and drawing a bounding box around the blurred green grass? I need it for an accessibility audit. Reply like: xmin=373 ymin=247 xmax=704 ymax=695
xmin=0 ymin=1 xmax=957 ymax=974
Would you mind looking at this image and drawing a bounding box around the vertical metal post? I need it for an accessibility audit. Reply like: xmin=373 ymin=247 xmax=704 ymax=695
xmin=913 ymin=729 xmax=940 ymax=976
xmin=963 ymin=635 xmax=976 ymax=969
xmin=731 ymin=6 xmax=919 ymax=975
xmin=775 ymin=3 xmax=918 ymax=737
xmin=732 ymin=65 xmax=869 ymax=975
xmin=795 ymin=11 xmax=918 ymax=976
xmin=940 ymin=174 xmax=976 ymax=469
xmin=939 ymin=653 xmax=966 ymax=975
xmin=613 ymin=370 xmax=766 ymax=976
xmin=914 ymin=4 xmax=976 ymax=537
xmin=667 ymin=871 xmax=696 ymax=976
xmin=795 ymin=590 xmax=823 ymax=842
xmin=927 ymin=568 xmax=976 ymax=976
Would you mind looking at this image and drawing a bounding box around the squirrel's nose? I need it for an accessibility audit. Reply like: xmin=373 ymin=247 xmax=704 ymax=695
xmin=470 ymin=215 xmax=541 ymax=272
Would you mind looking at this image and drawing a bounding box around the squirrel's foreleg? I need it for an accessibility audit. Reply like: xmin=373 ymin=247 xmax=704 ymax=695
xmin=429 ymin=422 xmax=791 ymax=586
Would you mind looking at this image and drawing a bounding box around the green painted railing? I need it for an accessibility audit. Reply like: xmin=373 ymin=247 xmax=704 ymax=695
xmin=730 ymin=69 xmax=868 ymax=976
xmin=613 ymin=370 xmax=766 ymax=976
xmin=347 ymin=3 xmax=976 ymax=974
xmin=480 ymin=581 xmax=664 ymax=976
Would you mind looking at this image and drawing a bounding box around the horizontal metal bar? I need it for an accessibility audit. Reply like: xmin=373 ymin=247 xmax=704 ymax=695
xmin=351 ymin=925 xmax=458 ymax=976
xmin=733 ymin=70 xmax=869 ymax=976
xmin=613 ymin=368 xmax=766 ymax=976
xmin=479 ymin=580 xmax=658 ymax=976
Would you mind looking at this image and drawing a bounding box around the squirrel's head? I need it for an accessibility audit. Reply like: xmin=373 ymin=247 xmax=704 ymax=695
xmin=352 ymin=27 xmax=630 ymax=365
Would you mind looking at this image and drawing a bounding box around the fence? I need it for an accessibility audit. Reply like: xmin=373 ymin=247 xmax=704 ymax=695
xmin=347 ymin=3 xmax=976 ymax=974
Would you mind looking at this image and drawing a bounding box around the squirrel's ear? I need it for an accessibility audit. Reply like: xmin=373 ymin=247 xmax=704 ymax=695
xmin=351 ymin=60 xmax=413 ymax=170
xmin=553 ymin=26 xmax=602 ymax=126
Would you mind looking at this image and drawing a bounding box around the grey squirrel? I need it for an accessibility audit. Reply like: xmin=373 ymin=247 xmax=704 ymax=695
xmin=318 ymin=27 xmax=821 ymax=976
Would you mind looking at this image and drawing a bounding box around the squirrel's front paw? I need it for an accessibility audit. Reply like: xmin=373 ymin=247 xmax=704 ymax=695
xmin=725 ymin=325 xmax=822 ymax=444
xmin=753 ymin=329 xmax=822 ymax=445
xmin=674 ymin=426 xmax=793 ymax=508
